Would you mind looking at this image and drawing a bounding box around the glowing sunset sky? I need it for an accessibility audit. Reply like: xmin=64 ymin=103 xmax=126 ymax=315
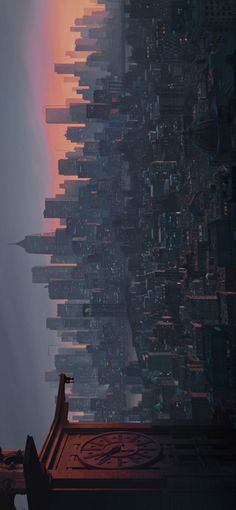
xmin=27 ymin=0 xmax=104 ymax=195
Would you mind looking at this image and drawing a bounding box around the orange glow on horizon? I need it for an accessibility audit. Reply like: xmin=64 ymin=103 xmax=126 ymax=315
xmin=27 ymin=0 xmax=105 ymax=230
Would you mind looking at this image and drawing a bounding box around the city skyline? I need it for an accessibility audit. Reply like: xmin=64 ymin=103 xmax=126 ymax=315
xmin=0 ymin=1 xmax=235 ymax=508
xmin=0 ymin=0 xmax=104 ymax=451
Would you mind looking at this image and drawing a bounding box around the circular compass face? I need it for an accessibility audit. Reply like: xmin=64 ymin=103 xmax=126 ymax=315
xmin=78 ymin=431 xmax=161 ymax=469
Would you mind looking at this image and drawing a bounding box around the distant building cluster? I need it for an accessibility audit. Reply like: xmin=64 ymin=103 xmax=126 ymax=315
xmin=18 ymin=0 xmax=235 ymax=425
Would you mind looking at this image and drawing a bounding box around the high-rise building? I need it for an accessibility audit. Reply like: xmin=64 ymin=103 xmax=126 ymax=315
xmin=15 ymin=234 xmax=56 ymax=254
xmin=77 ymin=160 xmax=104 ymax=178
xmin=79 ymin=70 xmax=109 ymax=88
xmin=58 ymin=159 xmax=78 ymax=175
xmin=66 ymin=125 xmax=103 ymax=142
xmin=74 ymin=14 xmax=104 ymax=26
xmin=46 ymin=108 xmax=74 ymax=124
xmin=54 ymin=62 xmax=105 ymax=80
xmin=187 ymin=295 xmax=219 ymax=325
xmin=59 ymin=180 xmax=89 ymax=198
xmin=43 ymin=198 xmax=79 ymax=219
xmin=88 ymin=27 xmax=106 ymax=39
xmin=57 ymin=303 xmax=84 ymax=317
xmin=58 ymin=158 xmax=99 ymax=176
xmin=202 ymin=325 xmax=235 ymax=398
xmin=15 ymin=231 xmax=74 ymax=256
xmin=46 ymin=103 xmax=87 ymax=124
xmin=54 ymin=63 xmax=76 ymax=74
xmin=157 ymin=89 xmax=186 ymax=117
xmin=193 ymin=0 xmax=236 ymax=36
xmin=46 ymin=317 xmax=103 ymax=330
xmin=48 ymin=279 xmax=91 ymax=300
xmin=83 ymin=141 xmax=100 ymax=155
xmin=83 ymin=303 xmax=126 ymax=317
xmin=86 ymin=103 xmax=111 ymax=120
xmin=125 ymin=0 xmax=160 ymax=18
xmin=32 ymin=265 xmax=76 ymax=283
xmin=60 ymin=330 xmax=98 ymax=344
xmin=217 ymin=291 xmax=236 ymax=326
xmin=75 ymin=38 xmax=97 ymax=51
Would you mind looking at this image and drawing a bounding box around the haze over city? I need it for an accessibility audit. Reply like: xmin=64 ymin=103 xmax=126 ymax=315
xmin=0 ymin=1 xmax=235 ymax=509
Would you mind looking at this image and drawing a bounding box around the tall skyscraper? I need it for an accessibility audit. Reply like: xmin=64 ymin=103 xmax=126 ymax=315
xmin=46 ymin=104 xmax=87 ymax=124
xmin=46 ymin=317 xmax=103 ymax=330
xmin=83 ymin=303 xmax=127 ymax=317
xmin=43 ymin=198 xmax=79 ymax=219
xmin=15 ymin=234 xmax=56 ymax=254
xmin=48 ymin=279 xmax=91 ymax=300
xmin=75 ymin=38 xmax=97 ymax=51
xmin=32 ymin=265 xmax=76 ymax=284
xmin=58 ymin=159 xmax=79 ymax=176
xmin=54 ymin=62 xmax=104 ymax=78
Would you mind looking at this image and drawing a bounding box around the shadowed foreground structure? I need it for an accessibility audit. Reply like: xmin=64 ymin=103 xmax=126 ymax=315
xmin=0 ymin=374 xmax=235 ymax=509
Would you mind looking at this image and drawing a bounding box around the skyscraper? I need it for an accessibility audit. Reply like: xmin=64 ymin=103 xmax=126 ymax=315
xmin=32 ymin=265 xmax=76 ymax=284
xmin=43 ymin=198 xmax=79 ymax=219
xmin=46 ymin=103 xmax=87 ymax=124
xmin=58 ymin=159 xmax=79 ymax=176
xmin=48 ymin=279 xmax=90 ymax=300
xmin=15 ymin=234 xmax=56 ymax=254
xmin=75 ymin=38 xmax=97 ymax=51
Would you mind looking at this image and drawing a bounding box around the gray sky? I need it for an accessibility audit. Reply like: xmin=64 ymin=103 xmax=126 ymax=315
xmin=0 ymin=0 xmax=57 ymax=452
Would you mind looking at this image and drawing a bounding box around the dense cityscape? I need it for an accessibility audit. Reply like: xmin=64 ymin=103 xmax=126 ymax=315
xmin=17 ymin=0 xmax=236 ymax=426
